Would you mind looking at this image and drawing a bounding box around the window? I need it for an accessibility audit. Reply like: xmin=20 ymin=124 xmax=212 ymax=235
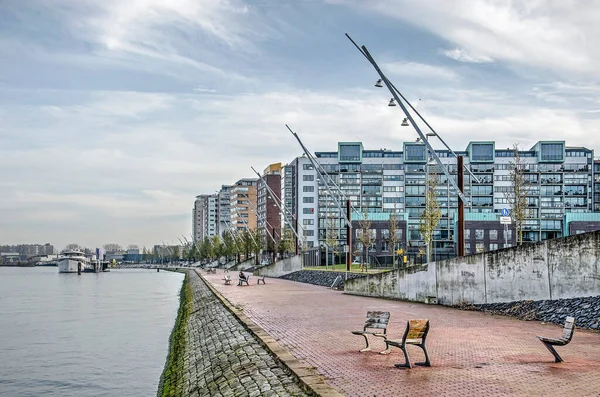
xmin=339 ymin=144 xmax=362 ymax=162
xmin=303 ymin=197 xmax=314 ymax=203
xmin=476 ymin=243 xmax=485 ymax=253
xmin=303 ymin=208 xmax=314 ymax=214
xmin=303 ymin=229 xmax=314 ymax=236
xmin=504 ymin=229 xmax=512 ymax=241
xmin=303 ymin=175 xmax=314 ymax=181
xmin=303 ymin=186 xmax=314 ymax=192
xmin=465 ymin=229 xmax=471 ymax=239
xmin=489 ymin=230 xmax=498 ymax=240
xmin=540 ymin=143 xmax=564 ymax=161
xmin=465 ymin=243 xmax=471 ymax=254
xmin=404 ymin=144 xmax=426 ymax=162
xmin=489 ymin=243 xmax=498 ymax=251
xmin=576 ymin=230 xmax=585 ymax=235
xmin=471 ymin=143 xmax=494 ymax=162
xmin=303 ymin=219 xmax=314 ymax=225
xmin=475 ymin=229 xmax=484 ymax=240
xmin=303 ymin=164 xmax=314 ymax=170
xmin=383 ymin=197 xmax=404 ymax=204
xmin=383 ymin=175 xmax=404 ymax=181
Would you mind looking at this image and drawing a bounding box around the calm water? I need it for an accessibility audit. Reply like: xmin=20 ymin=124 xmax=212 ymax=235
xmin=0 ymin=267 xmax=184 ymax=397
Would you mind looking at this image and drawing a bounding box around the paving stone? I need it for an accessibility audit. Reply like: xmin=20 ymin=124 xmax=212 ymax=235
xmin=202 ymin=268 xmax=600 ymax=397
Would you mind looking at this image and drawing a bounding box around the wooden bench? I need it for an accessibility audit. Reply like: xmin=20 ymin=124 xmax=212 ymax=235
xmin=537 ymin=316 xmax=575 ymax=363
xmin=238 ymin=275 xmax=250 ymax=286
xmin=257 ymin=275 xmax=266 ymax=284
xmin=351 ymin=311 xmax=390 ymax=353
xmin=222 ymin=275 xmax=231 ymax=285
xmin=385 ymin=319 xmax=431 ymax=369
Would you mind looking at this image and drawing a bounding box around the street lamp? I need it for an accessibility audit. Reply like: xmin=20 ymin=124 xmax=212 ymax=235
xmin=401 ymin=118 xmax=409 ymax=127
xmin=375 ymin=79 xmax=383 ymax=88
xmin=388 ymin=98 xmax=397 ymax=107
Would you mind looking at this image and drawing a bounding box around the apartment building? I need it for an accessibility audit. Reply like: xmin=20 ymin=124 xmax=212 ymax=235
xmin=283 ymin=140 xmax=600 ymax=260
xmin=192 ymin=194 xmax=217 ymax=242
xmin=216 ymin=185 xmax=232 ymax=237
xmin=229 ymin=178 xmax=258 ymax=232
xmin=257 ymin=163 xmax=282 ymax=251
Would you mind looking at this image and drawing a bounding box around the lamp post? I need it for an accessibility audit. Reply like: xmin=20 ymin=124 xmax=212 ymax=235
xmin=346 ymin=33 xmax=478 ymax=259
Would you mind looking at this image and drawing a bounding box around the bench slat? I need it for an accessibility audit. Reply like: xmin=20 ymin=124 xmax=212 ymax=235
xmin=406 ymin=319 xmax=429 ymax=339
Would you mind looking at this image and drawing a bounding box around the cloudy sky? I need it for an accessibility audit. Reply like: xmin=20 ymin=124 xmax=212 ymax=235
xmin=2 ymin=0 xmax=599 ymax=251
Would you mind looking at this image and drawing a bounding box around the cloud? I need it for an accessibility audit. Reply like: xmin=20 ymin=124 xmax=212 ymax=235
xmin=382 ymin=61 xmax=459 ymax=81
xmin=338 ymin=0 xmax=600 ymax=78
xmin=442 ymin=48 xmax=493 ymax=63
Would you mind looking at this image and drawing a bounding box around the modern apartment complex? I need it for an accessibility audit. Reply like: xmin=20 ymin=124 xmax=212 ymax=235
xmin=282 ymin=140 xmax=600 ymax=259
xmin=192 ymin=194 xmax=217 ymax=242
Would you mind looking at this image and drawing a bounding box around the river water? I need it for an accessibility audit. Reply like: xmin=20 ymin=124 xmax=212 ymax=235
xmin=0 ymin=267 xmax=184 ymax=397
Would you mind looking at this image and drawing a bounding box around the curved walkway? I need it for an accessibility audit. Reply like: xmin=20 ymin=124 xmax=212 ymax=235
xmin=201 ymin=269 xmax=600 ymax=397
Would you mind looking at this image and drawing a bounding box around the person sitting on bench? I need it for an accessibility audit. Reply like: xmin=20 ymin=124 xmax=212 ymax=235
xmin=238 ymin=271 xmax=248 ymax=286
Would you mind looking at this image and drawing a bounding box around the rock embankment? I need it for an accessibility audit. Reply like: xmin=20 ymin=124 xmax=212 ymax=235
xmin=279 ymin=270 xmax=366 ymax=290
xmin=469 ymin=296 xmax=600 ymax=330
xmin=157 ymin=270 xmax=311 ymax=397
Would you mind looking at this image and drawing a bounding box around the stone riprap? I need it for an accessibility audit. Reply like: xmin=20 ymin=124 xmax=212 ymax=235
xmin=158 ymin=270 xmax=310 ymax=397
xmin=279 ymin=270 xmax=366 ymax=290
xmin=468 ymin=295 xmax=600 ymax=330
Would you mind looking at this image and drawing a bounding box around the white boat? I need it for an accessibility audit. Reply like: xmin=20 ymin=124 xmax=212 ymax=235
xmin=58 ymin=251 xmax=89 ymax=273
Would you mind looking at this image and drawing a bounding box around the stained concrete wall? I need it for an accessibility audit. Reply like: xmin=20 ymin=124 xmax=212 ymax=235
xmin=347 ymin=263 xmax=436 ymax=301
xmin=345 ymin=231 xmax=600 ymax=305
xmin=254 ymin=256 xmax=302 ymax=278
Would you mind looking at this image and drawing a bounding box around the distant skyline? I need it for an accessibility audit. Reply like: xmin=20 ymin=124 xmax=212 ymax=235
xmin=1 ymin=0 xmax=600 ymax=250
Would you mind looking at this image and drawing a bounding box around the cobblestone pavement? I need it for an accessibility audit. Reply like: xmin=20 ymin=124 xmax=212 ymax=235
xmin=181 ymin=270 xmax=310 ymax=397
xmin=203 ymin=270 xmax=600 ymax=397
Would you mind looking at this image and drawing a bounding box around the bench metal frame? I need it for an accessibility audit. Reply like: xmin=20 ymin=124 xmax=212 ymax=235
xmin=537 ymin=316 xmax=575 ymax=363
xmin=238 ymin=276 xmax=250 ymax=286
xmin=351 ymin=311 xmax=390 ymax=353
xmin=222 ymin=275 xmax=232 ymax=285
xmin=257 ymin=275 xmax=266 ymax=284
xmin=385 ymin=319 xmax=431 ymax=369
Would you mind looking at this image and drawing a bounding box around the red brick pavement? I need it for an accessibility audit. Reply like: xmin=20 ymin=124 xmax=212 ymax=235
xmin=202 ymin=271 xmax=600 ymax=397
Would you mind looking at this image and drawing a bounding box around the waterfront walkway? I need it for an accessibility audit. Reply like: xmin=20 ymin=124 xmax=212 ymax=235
xmin=200 ymin=270 xmax=600 ymax=397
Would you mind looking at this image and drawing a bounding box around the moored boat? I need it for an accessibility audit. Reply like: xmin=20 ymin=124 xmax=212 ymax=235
xmin=58 ymin=251 xmax=89 ymax=273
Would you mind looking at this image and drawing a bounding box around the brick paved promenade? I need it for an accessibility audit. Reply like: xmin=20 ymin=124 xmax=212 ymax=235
xmin=202 ymin=270 xmax=600 ymax=397
xmin=171 ymin=270 xmax=311 ymax=397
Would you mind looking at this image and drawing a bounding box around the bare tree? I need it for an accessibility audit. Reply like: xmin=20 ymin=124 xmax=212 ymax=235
xmin=387 ymin=205 xmax=402 ymax=269
xmin=325 ymin=211 xmax=339 ymax=267
xmin=358 ymin=210 xmax=372 ymax=272
xmin=504 ymin=143 xmax=529 ymax=245
xmin=419 ymin=173 xmax=441 ymax=263
xmin=127 ymin=244 xmax=139 ymax=251
xmin=103 ymin=244 xmax=123 ymax=253
xmin=64 ymin=243 xmax=81 ymax=252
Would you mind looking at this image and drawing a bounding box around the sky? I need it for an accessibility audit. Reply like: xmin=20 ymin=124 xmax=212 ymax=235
xmin=1 ymin=0 xmax=600 ymax=251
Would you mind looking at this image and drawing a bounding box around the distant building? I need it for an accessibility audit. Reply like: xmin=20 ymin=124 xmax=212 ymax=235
xmin=230 ymin=178 xmax=258 ymax=232
xmin=216 ymin=185 xmax=232 ymax=237
xmin=192 ymin=194 xmax=217 ymax=242
xmin=257 ymin=163 xmax=282 ymax=251
xmin=0 ymin=243 xmax=54 ymax=259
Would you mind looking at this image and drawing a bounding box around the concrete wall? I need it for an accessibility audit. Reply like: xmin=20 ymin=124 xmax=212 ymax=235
xmin=254 ymin=256 xmax=302 ymax=278
xmin=228 ymin=258 xmax=256 ymax=272
xmin=347 ymin=263 xmax=436 ymax=302
xmin=345 ymin=231 xmax=600 ymax=305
